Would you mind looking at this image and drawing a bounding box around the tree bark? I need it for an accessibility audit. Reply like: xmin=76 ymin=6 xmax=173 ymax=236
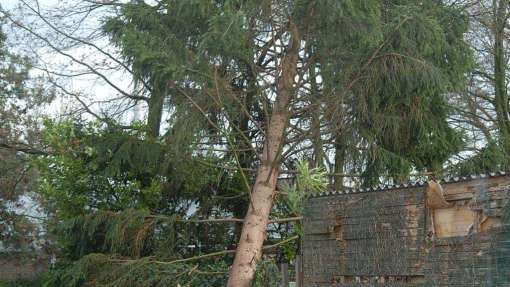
xmin=333 ymin=133 xmax=347 ymax=190
xmin=309 ymin=62 xmax=323 ymax=168
xmin=227 ymin=23 xmax=300 ymax=287
xmin=493 ymin=0 xmax=510 ymax=151
xmin=332 ymin=90 xmax=347 ymax=190
xmin=147 ymin=85 xmax=166 ymax=138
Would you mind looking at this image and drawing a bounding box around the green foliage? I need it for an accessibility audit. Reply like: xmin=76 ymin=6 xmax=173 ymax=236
xmin=54 ymin=209 xmax=155 ymax=259
xmin=358 ymin=2 xmax=469 ymax=177
xmin=283 ymin=161 xmax=328 ymax=216
xmin=268 ymin=161 xmax=328 ymax=262
xmin=0 ymin=278 xmax=45 ymax=287
xmin=200 ymin=5 xmax=251 ymax=60
xmin=36 ymin=120 xmax=151 ymax=216
xmin=44 ymin=253 xmax=285 ymax=287
xmin=35 ymin=117 xmax=253 ymax=285
xmin=41 ymin=207 xmax=230 ymax=286
xmin=36 ymin=119 xmax=236 ymax=218
xmin=451 ymin=140 xmax=510 ymax=176
xmin=43 ymin=253 xmax=229 ymax=287
xmin=98 ymin=0 xmax=473 ymax=187
xmin=311 ymin=0 xmax=472 ymax=184
xmin=41 ymin=207 xmax=284 ymax=287
xmin=253 ymin=259 xmax=280 ymax=287
xmin=44 ymin=253 xmax=281 ymax=287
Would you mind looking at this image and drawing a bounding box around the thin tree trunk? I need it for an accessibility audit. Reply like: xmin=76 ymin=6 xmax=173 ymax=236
xmin=147 ymin=86 xmax=166 ymax=138
xmin=333 ymin=90 xmax=347 ymax=190
xmin=227 ymin=23 xmax=300 ymax=287
xmin=333 ymin=133 xmax=347 ymax=190
xmin=311 ymin=110 xmax=323 ymax=167
xmin=493 ymin=0 xmax=510 ymax=151
xmin=309 ymin=62 xmax=323 ymax=168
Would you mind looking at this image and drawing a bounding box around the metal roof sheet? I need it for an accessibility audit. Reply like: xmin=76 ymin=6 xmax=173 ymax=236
xmin=310 ymin=171 xmax=509 ymax=198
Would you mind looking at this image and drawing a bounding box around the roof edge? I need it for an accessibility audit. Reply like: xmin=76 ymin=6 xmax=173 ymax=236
xmin=310 ymin=171 xmax=509 ymax=198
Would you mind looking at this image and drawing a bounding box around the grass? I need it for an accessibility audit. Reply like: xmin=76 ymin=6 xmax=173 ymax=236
xmin=0 ymin=278 xmax=44 ymax=287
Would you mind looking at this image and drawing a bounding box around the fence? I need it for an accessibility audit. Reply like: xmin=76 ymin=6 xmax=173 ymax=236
xmin=279 ymin=255 xmax=303 ymax=287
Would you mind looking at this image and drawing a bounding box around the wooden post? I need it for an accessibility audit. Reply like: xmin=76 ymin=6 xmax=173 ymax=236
xmin=295 ymin=255 xmax=302 ymax=287
xmin=281 ymin=262 xmax=289 ymax=287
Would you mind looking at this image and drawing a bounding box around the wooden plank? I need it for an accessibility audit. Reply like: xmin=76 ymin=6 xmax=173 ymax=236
xmin=281 ymin=263 xmax=289 ymax=287
xmin=433 ymin=206 xmax=476 ymax=238
xmin=295 ymin=255 xmax=302 ymax=287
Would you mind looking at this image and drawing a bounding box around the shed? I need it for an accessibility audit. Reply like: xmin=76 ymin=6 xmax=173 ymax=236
xmin=302 ymin=172 xmax=510 ymax=286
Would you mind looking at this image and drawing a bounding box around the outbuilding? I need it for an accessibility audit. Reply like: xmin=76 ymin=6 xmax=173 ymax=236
xmin=303 ymin=172 xmax=510 ymax=286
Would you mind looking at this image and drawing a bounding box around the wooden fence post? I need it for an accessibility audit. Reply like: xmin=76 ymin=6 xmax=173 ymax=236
xmin=295 ymin=255 xmax=302 ymax=287
xmin=281 ymin=262 xmax=289 ymax=287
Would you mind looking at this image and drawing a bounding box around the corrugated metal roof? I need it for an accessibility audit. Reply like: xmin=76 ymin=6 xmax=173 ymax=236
xmin=310 ymin=171 xmax=509 ymax=198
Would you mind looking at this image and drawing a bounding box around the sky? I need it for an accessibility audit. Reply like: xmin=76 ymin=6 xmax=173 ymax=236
xmin=3 ymin=0 xmax=142 ymax=123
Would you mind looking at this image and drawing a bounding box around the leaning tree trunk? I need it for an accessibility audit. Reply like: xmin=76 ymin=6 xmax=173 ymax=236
xmin=227 ymin=23 xmax=300 ymax=287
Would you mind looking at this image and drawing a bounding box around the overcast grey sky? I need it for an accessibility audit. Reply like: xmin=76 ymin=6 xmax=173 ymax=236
xmin=3 ymin=0 xmax=142 ymax=122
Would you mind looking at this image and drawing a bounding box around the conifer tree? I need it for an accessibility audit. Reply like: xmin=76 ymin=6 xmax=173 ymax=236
xmin=2 ymin=1 xmax=475 ymax=286
xmin=100 ymin=1 xmax=472 ymax=285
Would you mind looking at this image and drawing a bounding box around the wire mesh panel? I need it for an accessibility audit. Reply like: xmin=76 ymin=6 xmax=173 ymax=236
xmin=303 ymin=174 xmax=510 ymax=286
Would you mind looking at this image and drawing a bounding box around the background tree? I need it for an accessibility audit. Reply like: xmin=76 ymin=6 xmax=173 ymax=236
xmin=449 ymin=0 xmax=510 ymax=174
xmin=0 ymin=16 xmax=51 ymax=254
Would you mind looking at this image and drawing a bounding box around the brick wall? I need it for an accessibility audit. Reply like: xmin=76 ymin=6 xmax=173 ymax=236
xmin=0 ymin=256 xmax=48 ymax=282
